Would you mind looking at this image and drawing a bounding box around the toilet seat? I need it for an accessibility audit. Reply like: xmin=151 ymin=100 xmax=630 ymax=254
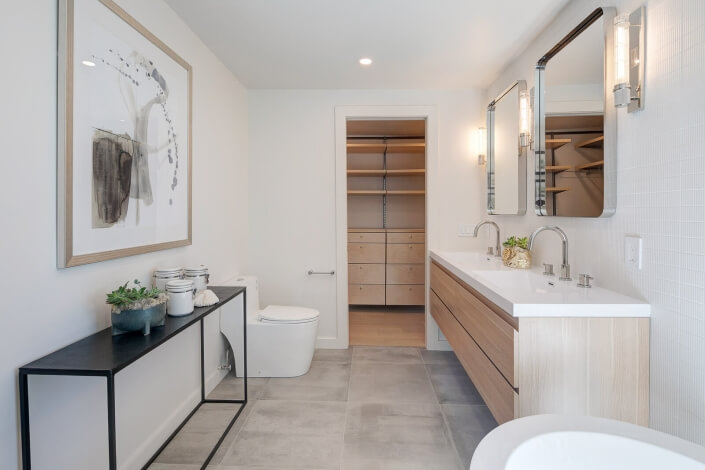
xmin=258 ymin=305 xmax=320 ymax=324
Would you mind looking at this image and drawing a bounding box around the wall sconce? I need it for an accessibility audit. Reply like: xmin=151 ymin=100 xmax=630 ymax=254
xmin=613 ymin=6 xmax=645 ymax=112
xmin=519 ymin=89 xmax=531 ymax=148
xmin=477 ymin=127 xmax=487 ymax=165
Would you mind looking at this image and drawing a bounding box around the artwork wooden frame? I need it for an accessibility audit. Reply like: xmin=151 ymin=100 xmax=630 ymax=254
xmin=58 ymin=0 xmax=192 ymax=268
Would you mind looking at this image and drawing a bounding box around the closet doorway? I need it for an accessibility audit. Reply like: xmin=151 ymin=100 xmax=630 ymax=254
xmin=346 ymin=119 xmax=426 ymax=347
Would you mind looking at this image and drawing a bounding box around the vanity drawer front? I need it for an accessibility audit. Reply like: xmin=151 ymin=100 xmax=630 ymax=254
xmin=348 ymin=243 xmax=385 ymax=263
xmin=387 ymin=243 xmax=425 ymax=264
xmin=387 ymin=264 xmax=425 ymax=284
xmin=348 ymin=284 xmax=385 ymax=305
xmin=348 ymin=232 xmax=386 ymax=243
xmin=386 ymin=285 xmax=425 ymax=305
xmin=431 ymin=291 xmax=517 ymax=424
xmin=431 ymin=262 xmax=518 ymax=387
xmin=348 ymin=264 xmax=385 ymax=285
xmin=387 ymin=232 xmax=425 ymax=244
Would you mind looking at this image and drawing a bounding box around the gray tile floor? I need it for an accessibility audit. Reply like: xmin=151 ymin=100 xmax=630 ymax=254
xmin=151 ymin=347 xmax=496 ymax=470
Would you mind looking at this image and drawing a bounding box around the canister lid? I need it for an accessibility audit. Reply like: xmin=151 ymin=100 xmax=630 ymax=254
xmin=184 ymin=265 xmax=208 ymax=275
xmin=166 ymin=279 xmax=194 ymax=293
xmin=154 ymin=266 xmax=183 ymax=275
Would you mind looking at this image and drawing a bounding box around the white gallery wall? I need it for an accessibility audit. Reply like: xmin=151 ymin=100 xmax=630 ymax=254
xmin=483 ymin=0 xmax=705 ymax=444
xmin=0 ymin=1 xmax=249 ymax=468
xmin=247 ymin=89 xmax=489 ymax=348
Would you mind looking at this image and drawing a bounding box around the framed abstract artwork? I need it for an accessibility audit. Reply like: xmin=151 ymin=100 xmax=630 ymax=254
xmin=58 ymin=0 xmax=192 ymax=267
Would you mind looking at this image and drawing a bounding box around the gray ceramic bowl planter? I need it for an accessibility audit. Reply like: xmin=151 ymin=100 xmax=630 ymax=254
xmin=111 ymin=302 xmax=167 ymax=336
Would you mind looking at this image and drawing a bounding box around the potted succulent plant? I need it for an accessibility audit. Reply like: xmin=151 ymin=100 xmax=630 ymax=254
xmin=107 ymin=280 xmax=167 ymax=336
xmin=502 ymin=236 xmax=531 ymax=269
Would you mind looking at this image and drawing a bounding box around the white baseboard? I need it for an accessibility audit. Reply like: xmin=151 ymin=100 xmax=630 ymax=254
xmin=315 ymin=336 xmax=348 ymax=349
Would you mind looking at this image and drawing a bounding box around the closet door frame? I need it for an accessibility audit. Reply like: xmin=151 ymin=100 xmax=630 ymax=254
xmin=333 ymin=105 xmax=448 ymax=351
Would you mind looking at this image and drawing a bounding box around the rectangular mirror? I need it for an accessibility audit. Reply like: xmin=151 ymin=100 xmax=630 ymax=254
xmin=487 ymin=80 xmax=527 ymax=215
xmin=534 ymin=7 xmax=617 ymax=217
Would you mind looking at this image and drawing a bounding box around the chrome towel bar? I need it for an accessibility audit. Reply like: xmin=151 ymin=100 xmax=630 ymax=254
xmin=307 ymin=270 xmax=335 ymax=276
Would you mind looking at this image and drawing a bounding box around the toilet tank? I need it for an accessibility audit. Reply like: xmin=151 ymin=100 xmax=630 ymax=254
xmin=224 ymin=276 xmax=260 ymax=313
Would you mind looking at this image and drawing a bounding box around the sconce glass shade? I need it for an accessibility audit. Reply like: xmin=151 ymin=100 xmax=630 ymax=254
xmin=478 ymin=127 xmax=487 ymax=165
xmin=519 ymin=90 xmax=531 ymax=147
xmin=613 ymin=14 xmax=631 ymax=107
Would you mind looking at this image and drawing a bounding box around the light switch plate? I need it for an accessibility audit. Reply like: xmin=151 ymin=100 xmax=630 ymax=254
xmin=458 ymin=224 xmax=474 ymax=237
xmin=625 ymin=235 xmax=643 ymax=269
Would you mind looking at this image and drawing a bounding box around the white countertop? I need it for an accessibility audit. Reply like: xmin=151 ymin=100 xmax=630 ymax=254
xmin=430 ymin=250 xmax=650 ymax=318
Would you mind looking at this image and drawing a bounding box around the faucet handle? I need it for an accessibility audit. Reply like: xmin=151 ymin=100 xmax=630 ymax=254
xmin=542 ymin=263 xmax=554 ymax=276
xmin=486 ymin=247 xmax=495 ymax=256
xmin=577 ymin=273 xmax=593 ymax=288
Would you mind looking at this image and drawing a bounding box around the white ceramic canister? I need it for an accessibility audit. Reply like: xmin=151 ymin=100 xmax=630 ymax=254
xmin=184 ymin=265 xmax=209 ymax=293
xmin=153 ymin=266 xmax=184 ymax=291
xmin=166 ymin=279 xmax=195 ymax=317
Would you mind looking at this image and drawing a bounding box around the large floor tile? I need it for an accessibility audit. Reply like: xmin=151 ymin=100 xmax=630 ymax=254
xmin=243 ymin=400 xmax=347 ymax=435
xmin=148 ymin=464 xmax=201 ymax=470
xmin=154 ymin=429 xmax=224 ymax=465
xmin=262 ymin=361 xmax=351 ymax=401
xmin=420 ymin=349 xmax=461 ymax=365
xmin=208 ymin=375 xmax=270 ymax=401
xmin=313 ymin=348 xmax=353 ymax=363
xmin=426 ymin=363 xmax=483 ymax=404
xmin=352 ymin=346 xmax=422 ymax=363
xmin=182 ymin=403 xmax=242 ymax=433
xmin=342 ymin=402 xmax=461 ymax=470
xmin=209 ymin=400 xmax=258 ymax=465
xmin=441 ymin=404 xmax=497 ymax=469
xmin=221 ymin=400 xmax=346 ymax=468
xmin=348 ymin=363 xmax=436 ymax=403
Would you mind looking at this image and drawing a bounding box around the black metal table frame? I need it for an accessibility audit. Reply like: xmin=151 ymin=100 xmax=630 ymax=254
xmin=19 ymin=289 xmax=247 ymax=470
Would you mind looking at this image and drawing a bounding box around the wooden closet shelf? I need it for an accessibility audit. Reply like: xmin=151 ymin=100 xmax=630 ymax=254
xmin=546 ymin=187 xmax=571 ymax=194
xmin=545 ymin=138 xmax=571 ymax=150
xmin=545 ymin=165 xmax=572 ymax=173
xmin=386 ymin=169 xmax=425 ymax=176
xmin=347 ymin=190 xmax=386 ymax=196
xmin=575 ymin=135 xmax=604 ymax=149
xmin=347 ymin=170 xmax=386 ymax=177
xmin=347 ymin=190 xmax=425 ymax=196
xmin=575 ymin=160 xmax=604 ymax=171
xmin=347 ymin=142 xmax=425 ymax=154
xmin=347 ymin=169 xmax=425 ymax=177
xmin=387 ymin=190 xmax=426 ymax=195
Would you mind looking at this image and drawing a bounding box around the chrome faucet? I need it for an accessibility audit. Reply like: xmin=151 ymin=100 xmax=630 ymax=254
xmin=473 ymin=220 xmax=501 ymax=257
xmin=528 ymin=226 xmax=572 ymax=281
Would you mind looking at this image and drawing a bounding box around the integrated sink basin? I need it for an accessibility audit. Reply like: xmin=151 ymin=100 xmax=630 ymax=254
xmin=430 ymin=250 xmax=650 ymax=317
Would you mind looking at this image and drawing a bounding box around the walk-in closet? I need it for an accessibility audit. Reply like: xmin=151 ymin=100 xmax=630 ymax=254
xmin=346 ymin=119 xmax=426 ymax=347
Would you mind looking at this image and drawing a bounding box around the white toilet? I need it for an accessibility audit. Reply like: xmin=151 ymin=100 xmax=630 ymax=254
xmin=220 ymin=276 xmax=319 ymax=377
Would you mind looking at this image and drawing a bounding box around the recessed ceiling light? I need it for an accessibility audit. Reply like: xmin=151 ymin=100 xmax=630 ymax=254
xmin=359 ymin=57 xmax=373 ymax=66
xmin=81 ymin=60 xmax=96 ymax=67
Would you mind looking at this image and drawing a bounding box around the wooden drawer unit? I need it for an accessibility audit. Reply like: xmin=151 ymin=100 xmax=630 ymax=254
xmin=386 ymin=284 xmax=425 ymax=306
xmin=349 ymin=284 xmax=385 ymax=305
xmin=348 ymin=243 xmax=385 ymax=264
xmin=387 ymin=243 xmax=425 ymax=264
xmin=430 ymin=291 xmax=517 ymax=424
xmin=348 ymin=232 xmax=386 ymax=243
xmin=387 ymin=232 xmax=425 ymax=244
xmin=431 ymin=262 xmax=518 ymax=387
xmin=386 ymin=264 xmax=425 ymax=285
xmin=348 ymin=264 xmax=385 ymax=285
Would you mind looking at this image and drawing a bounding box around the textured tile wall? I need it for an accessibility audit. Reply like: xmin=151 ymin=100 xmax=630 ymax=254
xmin=482 ymin=0 xmax=705 ymax=444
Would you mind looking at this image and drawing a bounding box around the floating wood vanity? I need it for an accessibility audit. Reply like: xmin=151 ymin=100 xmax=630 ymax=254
xmin=430 ymin=251 xmax=650 ymax=426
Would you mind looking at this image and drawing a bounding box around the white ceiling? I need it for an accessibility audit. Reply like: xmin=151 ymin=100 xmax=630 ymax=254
xmin=165 ymin=0 xmax=572 ymax=89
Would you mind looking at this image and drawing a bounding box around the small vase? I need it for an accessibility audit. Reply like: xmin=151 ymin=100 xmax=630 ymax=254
xmin=502 ymin=246 xmax=531 ymax=269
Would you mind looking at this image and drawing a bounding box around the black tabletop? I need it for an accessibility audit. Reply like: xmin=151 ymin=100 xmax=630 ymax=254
xmin=19 ymin=286 xmax=244 ymax=376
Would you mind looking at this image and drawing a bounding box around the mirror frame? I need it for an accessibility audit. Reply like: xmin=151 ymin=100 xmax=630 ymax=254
xmin=487 ymin=80 xmax=528 ymax=215
xmin=534 ymin=7 xmax=617 ymax=217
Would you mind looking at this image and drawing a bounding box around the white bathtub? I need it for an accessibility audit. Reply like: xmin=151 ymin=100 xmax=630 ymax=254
xmin=470 ymin=415 xmax=705 ymax=470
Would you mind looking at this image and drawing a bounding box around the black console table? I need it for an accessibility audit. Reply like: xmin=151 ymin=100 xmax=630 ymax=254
xmin=18 ymin=285 xmax=247 ymax=470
